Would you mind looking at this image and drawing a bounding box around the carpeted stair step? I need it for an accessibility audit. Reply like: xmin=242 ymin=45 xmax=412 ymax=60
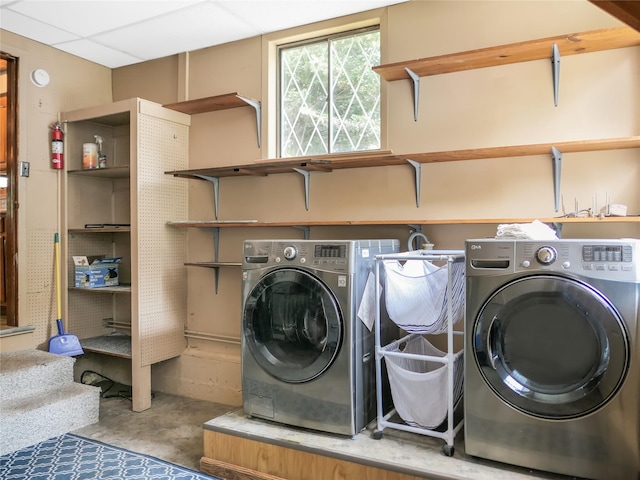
xmin=0 ymin=349 xmax=101 ymax=456
xmin=0 ymin=349 xmax=76 ymax=401
xmin=0 ymin=381 xmax=100 ymax=456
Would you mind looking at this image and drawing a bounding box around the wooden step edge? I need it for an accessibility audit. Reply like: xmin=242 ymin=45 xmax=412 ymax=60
xmin=200 ymin=456 xmax=287 ymax=480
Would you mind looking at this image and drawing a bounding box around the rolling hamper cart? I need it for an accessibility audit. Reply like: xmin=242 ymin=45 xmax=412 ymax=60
xmin=373 ymin=250 xmax=465 ymax=456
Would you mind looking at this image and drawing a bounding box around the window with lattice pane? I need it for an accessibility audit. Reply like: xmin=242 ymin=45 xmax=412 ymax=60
xmin=279 ymin=27 xmax=380 ymax=158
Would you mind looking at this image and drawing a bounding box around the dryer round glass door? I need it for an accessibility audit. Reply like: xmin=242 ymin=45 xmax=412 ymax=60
xmin=243 ymin=267 xmax=342 ymax=383
xmin=473 ymin=274 xmax=630 ymax=419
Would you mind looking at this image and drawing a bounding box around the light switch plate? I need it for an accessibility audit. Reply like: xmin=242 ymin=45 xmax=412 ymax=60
xmin=20 ymin=161 xmax=30 ymax=177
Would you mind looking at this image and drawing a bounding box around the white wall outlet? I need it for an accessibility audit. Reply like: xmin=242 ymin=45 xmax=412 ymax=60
xmin=20 ymin=161 xmax=30 ymax=177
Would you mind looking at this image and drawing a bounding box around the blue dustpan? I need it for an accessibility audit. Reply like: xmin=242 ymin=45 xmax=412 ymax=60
xmin=48 ymin=233 xmax=84 ymax=357
xmin=49 ymin=318 xmax=84 ymax=356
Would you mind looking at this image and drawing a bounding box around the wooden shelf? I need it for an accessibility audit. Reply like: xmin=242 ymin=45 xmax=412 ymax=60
xmin=373 ymin=26 xmax=640 ymax=81
xmin=165 ymin=138 xmax=639 ymax=179
xmin=163 ymin=92 xmax=262 ymax=147
xmin=70 ymin=284 xmax=132 ymax=294
xmin=400 ymin=137 xmax=640 ymax=164
xmin=184 ymin=261 xmax=242 ymax=293
xmin=67 ymin=166 xmax=130 ymax=179
xmin=80 ymin=334 xmax=132 ymax=359
xmin=163 ymin=93 xmax=258 ymax=114
xmin=69 ymin=226 xmax=131 ymax=233
xmin=165 ymin=150 xmax=396 ymax=179
xmin=168 ymin=217 xmax=640 ymax=228
xmin=185 ymin=262 xmax=242 ymax=268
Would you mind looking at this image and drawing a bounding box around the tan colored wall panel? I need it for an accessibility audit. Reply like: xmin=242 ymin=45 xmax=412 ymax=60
xmin=1 ymin=29 xmax=112 ymax=328
xmin=113 ymin=56 xmax=180 ymax=106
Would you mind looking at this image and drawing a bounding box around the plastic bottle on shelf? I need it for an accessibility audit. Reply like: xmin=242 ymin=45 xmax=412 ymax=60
xmin=95 ymin=135 xmax=107 ymax=168
xmin=82 ymin=142 xmax=98 ymax=169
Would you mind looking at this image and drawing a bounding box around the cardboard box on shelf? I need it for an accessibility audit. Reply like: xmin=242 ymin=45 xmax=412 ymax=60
xmin=73 ymin=256 xmax=121 ymax=288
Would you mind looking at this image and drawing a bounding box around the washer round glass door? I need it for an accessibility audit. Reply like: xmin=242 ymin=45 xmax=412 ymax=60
xmin=473 ymin=274 xmax=630 ymax=419
xmin=243 ymin=268 xmax=342 ymax=384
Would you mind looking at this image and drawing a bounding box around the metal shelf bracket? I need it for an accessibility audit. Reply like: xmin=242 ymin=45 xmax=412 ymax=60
xmin=552 ymin=222 xmax=563 ymax=239
xmin=405 ymin=67 xmax=421 ymax=121
xmin=237 ymin=95 xmax=262 ymax=148
xmin=406 ymin=158 xmax=422 ymax=207
xmin=205 ymin=227 xmax=221 ymax=294
xmin=195 ymin=175 xmax=220 ymax=220
xmin=551 ymin=146 xmax=562 ymax=212
xmin=292 ymin=225 xmax=311 ymax=240
xmin=551 ymin=43 xmax=560 ymax=107
xmin=293 ymin=168 xmax=311 ymax=211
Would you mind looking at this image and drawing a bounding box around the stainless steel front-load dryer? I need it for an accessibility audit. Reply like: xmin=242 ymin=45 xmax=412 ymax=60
xmin=241 ymin=239 xmax=399 ymax=436
xmin=465 ymin=238 xmax=640 ymax=480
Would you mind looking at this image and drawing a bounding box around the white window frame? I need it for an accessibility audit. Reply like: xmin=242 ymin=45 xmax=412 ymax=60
xmin=261 ymin=12 xmax=387 ymax=159
xmin=277 ymin=26 xmax=381 ymax=158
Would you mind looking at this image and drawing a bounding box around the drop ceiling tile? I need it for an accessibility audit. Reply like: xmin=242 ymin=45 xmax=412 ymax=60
xmin=0 ymin=0 xmax=410 ymax=67
xmin=0 ymin=9 xmax=79 ymax=44
xmin=220 ymin=0 xmax=404 ymax=33
xmin=5 ymin=0 xmax=207 ymax=37
xmin=92 ymin=2 xmax=260 ymax=62
xmin=54 ymin=39 xmax=143 ymax=69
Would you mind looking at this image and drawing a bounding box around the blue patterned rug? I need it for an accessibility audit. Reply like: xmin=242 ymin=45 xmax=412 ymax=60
xmin=0 ymin=433 xmax=221 ymax=479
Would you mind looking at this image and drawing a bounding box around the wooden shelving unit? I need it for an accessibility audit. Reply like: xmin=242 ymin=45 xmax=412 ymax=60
xmin=166 ymin=138 xmax=638 ymax=178
xmin=61 ymin=98 xmax=190 ymax=412
xmin=373 ymin=26 xmax=640 ymax=81
xmin=373 ymin=26 xmax=640 ymax=118
xmin=166 ymin=26 xmax=639 ymax=299
xmin=168 ymin=216 xmax=640 ymax=229
xmin=166 ymin=137 xmax=639 ymax=212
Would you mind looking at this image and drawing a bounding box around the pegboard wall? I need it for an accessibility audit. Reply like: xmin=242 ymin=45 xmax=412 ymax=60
xmin=136 ymin=112 xmax=189 ymax=366
xmin=25 ymin=228 xmax=59 ymax=347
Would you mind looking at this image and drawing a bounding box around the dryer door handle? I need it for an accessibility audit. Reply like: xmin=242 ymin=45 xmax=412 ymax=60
xmin=486 ymin=315 xmax=501 ymax=370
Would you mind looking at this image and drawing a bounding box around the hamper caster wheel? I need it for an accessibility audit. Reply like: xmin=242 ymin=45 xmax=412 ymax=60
xmin=373 ymin=430 xmax=383 ymax=440
xmin=442 ymin=445 xmax=454 ymax=457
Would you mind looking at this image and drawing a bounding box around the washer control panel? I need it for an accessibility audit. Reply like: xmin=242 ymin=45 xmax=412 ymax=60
xmin=243 ymin=240 xmax=353 ymax=272
xmin=582 ymin=244 xmax=632 ymax=263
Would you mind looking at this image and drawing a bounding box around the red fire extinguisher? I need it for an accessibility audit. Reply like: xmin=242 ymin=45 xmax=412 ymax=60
xmin=51 ymin=121 xmax=64 ymax=169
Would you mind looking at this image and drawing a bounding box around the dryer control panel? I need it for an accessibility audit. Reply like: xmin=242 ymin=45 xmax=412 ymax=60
xmin=466 ymin=239 xmax=639 ymax=282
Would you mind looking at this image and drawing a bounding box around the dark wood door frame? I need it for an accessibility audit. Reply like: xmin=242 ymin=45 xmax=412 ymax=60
xmin=1 ymin=52 xmax=18 ymax=326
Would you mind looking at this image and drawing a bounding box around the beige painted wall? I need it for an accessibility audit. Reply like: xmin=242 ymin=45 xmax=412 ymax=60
xmin=0 ymin=30 xmax=112 ymax=346
xmin=112 ymin=1 xmax=639 ymax=406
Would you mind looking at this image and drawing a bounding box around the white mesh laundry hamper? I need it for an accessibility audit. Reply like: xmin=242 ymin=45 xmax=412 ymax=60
xmin=383 ymin=334 xmax=464 ymax=429
xmin=383 ymin=259 xmax=465 ymax=334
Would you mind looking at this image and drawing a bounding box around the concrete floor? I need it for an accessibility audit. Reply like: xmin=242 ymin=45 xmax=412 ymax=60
xmin=73 ymin=392 xmax=236 ymax=471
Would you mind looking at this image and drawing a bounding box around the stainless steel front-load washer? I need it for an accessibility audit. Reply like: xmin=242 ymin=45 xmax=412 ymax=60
xmin=241 ymin=239 xmax=399 ymax=436
xmin=465 ymin=238 xmax=640 ymax=480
